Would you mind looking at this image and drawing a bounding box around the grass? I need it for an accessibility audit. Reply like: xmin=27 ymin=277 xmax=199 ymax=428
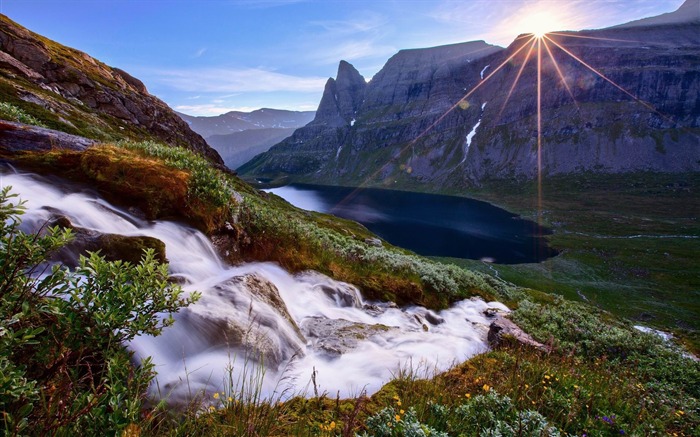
xmin=433 ymin=172 xmax=700 ymax=353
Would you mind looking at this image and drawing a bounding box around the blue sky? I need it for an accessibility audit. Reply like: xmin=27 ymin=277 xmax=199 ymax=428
xmin=1 ymin=0 xmax=686 ymax=115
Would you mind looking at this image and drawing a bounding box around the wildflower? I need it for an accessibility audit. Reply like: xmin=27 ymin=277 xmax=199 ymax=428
xmin=482 ymin=384 xmax=490 ymax=392
xmin=330 ymin=421 xmax=336 ymax=430
xmin=213 ymin=392 xmax=220 ymax=399
xmin=465 ymin=393 xmax=471 ymax=399
xmin=395 ymin=414 xmax=401 ymax=422
xmin=209 ymin=406 xmax=215 ymax=412
xmin=574 ymin=385 xmax=579 ymax=389
xmin=400 ymin=409 xmax=405 ymax=414
xmin=525 ymin=384 xmax=529 ymax=388
xmin=228 ymin=397 xmax=233 ymax=403
xmin=397 ymin=400 xmax=402 ymax=406
xmin=544 ymin=375 xmax=551 ymax=380
xmin=393 ymin=395 xmax=400 ymax=401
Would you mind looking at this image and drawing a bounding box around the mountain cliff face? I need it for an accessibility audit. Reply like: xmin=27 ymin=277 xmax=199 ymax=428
xmin=239 ymin=2 xmax=700 ymax=189
xmin=0 ymin=15 xmax=222 ymax=164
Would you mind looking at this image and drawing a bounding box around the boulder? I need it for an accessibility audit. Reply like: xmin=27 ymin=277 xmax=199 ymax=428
xmin=487 ymin=315 xmax=549 ymax=352
xmin=301 ymin=316 xmax=396 ymax=356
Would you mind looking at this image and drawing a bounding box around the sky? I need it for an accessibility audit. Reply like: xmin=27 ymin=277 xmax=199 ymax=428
xmin=1 ymin=0 xmax=687 ymax=116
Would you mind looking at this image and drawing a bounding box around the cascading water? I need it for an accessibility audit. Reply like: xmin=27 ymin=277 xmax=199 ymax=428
xmin=1 ymin=167 xmax=509 ymax=404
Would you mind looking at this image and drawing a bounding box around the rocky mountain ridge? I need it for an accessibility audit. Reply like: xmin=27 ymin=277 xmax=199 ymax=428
xmin=0 ymin=14 xmax=222 ymax=164
xmin=239 ymin=1 xmax=700 ymax=189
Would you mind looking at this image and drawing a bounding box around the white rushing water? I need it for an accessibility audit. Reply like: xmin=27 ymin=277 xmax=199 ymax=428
xmin=1 ymin=168 xmax=508 ymax=403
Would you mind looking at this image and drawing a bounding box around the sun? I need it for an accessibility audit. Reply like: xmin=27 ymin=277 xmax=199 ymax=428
xmin=525 ymin=11 xmax=561 ymax=38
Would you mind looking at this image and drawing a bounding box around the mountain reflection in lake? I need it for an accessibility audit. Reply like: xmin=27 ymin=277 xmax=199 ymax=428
xmin=266 ymin=184 xmax=558 ymax=264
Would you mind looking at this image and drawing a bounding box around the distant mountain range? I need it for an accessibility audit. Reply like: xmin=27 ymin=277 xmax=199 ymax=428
xmin=239 ymin=0 xmax=700 ymax=189
xmin=178 ymin=109 xmax=314 ymax=169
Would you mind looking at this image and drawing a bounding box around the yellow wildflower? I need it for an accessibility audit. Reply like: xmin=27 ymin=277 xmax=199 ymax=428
xmin=330 ymin=421 xmax=336 ymax=429
xmin=397 ymin=400 xmax=402 ymax=406
xmin=400 ymin=409 xmax=405 ymax=414
xmin=465 ymin=393 xmax=471 ymax=399
xmin=482 ymin=384 xmax=490 ymax=392
xmin=213 ymin=392 xmax=220 ymax=399
xmin=395 ymin=414 xmax=401 ymax=422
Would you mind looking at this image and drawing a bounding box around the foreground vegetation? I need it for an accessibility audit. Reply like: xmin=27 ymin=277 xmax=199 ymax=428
xmin=1 ymin=140 xmax=698 ymax=435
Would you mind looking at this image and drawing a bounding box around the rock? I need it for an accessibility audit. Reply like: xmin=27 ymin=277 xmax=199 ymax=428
xmin=300 ymin=316 xmax=396 ymax=356
xmin=0 ymin=120 xmax=96 ymax=152
xmin=46 ymin=215 xmax=167 ymax=267
xmin=487 ymin=315 xmax=549 ymax=352
xmin=183 ymin=273 xmax=306 ymax=369
xmin=364 ymin=237 xmax=382 ymax=247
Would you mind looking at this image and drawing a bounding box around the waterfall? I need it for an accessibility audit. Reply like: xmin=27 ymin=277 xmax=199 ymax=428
xmin=1 ymin=167 xmax=508 ymax=404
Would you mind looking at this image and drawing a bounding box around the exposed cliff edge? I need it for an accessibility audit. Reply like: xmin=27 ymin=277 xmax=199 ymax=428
xmin=240 ymin=1 xmax=700 ymax=189
xmin=0 ymin=14 xmax=222 ymax=164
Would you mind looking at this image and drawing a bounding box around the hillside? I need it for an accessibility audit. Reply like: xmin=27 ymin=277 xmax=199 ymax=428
xmin=0 ymin=14 xmax=222 ymax=164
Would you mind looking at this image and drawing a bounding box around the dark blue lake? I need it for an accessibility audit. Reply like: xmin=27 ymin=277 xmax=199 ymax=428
xmin=266 ymin=184 xmax=557 ymax=264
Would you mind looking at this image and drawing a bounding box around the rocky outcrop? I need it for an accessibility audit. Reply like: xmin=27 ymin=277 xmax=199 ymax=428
xmin=0 ymin=120 xmax=96 ymax=152
xmin=487 ymin=314 xmax=549 ymax=352
xmin=300 ymin=316 xmax=396 ymax=356
xmin=240 ymin=1 xmax=700 ymax=189
xmin=45 ymin=214 xmax=167 ymax=267
xmin=0 ymin=14 xmax=222 ymax=165
xmin=180 ymin=273 xmax=306 ymax=369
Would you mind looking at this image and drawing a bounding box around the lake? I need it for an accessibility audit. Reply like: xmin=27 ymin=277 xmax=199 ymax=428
xmin=266 ymin=184 xmax=557 ymax=264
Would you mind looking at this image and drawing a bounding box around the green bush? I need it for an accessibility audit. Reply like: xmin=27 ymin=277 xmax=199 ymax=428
xmin=0 ymin=101 xmax=47 ymax=127
xmin=0 ymin=186 xmax=198 ymax=435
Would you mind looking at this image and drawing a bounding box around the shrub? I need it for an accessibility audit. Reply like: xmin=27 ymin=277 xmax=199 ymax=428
xmin=0 ymin=101 xmax=47 ymax=127
xmin=0 ymin=186 xmax=198 ymax=435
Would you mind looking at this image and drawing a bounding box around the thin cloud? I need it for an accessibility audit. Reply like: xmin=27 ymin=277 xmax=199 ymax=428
xmin=151 ymin=68 xmax=327 ymax=93
xmin=298 ymin=12 xmax=396 ymax=66
xmin=193 ymin=47 xmax=207 ymax=58
xmin=175 ymin=104 xmax=261 ymax=116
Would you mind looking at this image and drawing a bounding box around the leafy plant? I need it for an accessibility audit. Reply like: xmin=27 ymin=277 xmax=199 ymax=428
xmin=0 ymin=186 xmax=198 ymax=435
xmin=0 ymin=101 xmax=47 ymax=127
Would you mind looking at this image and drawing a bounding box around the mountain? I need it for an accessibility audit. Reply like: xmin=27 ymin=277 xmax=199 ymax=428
xmin=177 ymin=108 xmax=315 ymax=138
xmin=178 ymin=108 xmax=315 ymax=170
xmin=0 ymin=14 xmax=222 ymax=164
xmin=239 ymin=1 xmax=700 ymax=189
xmin=206 ymin=127 xmax=298 ymax=170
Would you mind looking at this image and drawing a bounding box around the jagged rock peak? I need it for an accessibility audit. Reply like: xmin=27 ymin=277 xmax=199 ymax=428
xmin=311 ymin=60 xmax=366 ymax=127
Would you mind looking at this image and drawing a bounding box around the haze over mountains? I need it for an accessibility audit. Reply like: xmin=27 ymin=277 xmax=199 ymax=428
xmin=178 ymin=109 xmax=314 ymax=169
xmin=239 ymin=0 xmax=700 ymax=189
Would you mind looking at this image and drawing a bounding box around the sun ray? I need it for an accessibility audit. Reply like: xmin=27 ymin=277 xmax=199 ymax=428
xmin=537 ymin=37 xmax=543 ymax=230
xmin=542 ymin=37 xmax=578 ymax=108
xmin=544 ymin=35 xmax=669 ymax=118
xmin=497 ymin=37 xmax=537 ymax=121
xmin=332 ymin=36 xmax=539 ymax=207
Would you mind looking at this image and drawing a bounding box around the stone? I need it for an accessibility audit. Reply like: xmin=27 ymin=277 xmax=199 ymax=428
xmin=487 ymin=315 xmax=549 ymax=353
xmin=300 ymin=316 xmax=396 ymax=356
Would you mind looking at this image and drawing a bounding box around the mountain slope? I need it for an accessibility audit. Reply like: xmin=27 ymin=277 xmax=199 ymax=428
xmin=0 ymin=14 xmax=222 ymax=164
xmin=206 ymin=127 xmax=297 ymax=170
xmin=239 ymin=3 xmax=699 ymax=189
